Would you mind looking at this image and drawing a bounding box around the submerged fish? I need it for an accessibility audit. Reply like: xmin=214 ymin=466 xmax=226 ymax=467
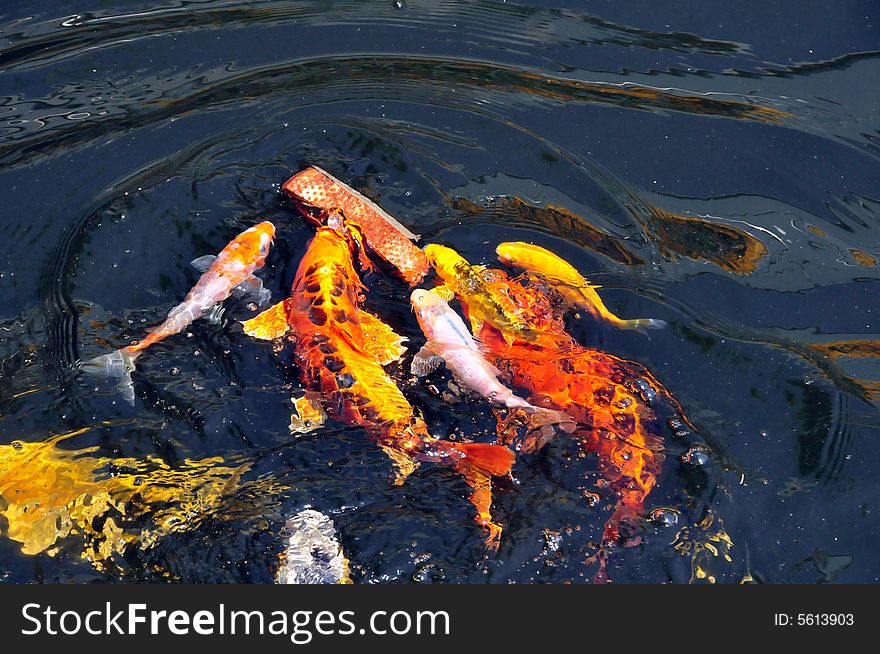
xmin=496 ymin=241 xmax=666 ymax=334
xmin=276 ymin=510 xmax=351 ymax=584
xmin=242 ymin=221 xmax=514 ymax=545
xmin=423 ymin=243 xmax=559 ymax=345
xmin=459 ymin=265 xmax=684 ymax=580
xmin=282 ymin=166 xmax=429 ymax=285
xmin=410 ymin=288 xmax=573 ymax=433
xmin=81 ymin=221 xmax=276 ymax=403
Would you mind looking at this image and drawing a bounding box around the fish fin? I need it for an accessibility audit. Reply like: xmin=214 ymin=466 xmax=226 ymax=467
xmin=432 ymin=285 xmax=456 ymax=302
xmin=190 ymin=255 xmax=217 ymax=273
xmin=615 ymin=318 xmax=667 ymax=335
xmin=79 ymin=349 xmax=141 ymax=405
xmin=232 ymin=274 xmax=272 ymax=306
xmin=358 ymin=311 xmax=407 ymax=364
xmin=572 ymin=286 xmax=666 ymax=335
xmin=467 ymin=314 xmax=485 ymax=336
xmin=241 ymin=301 xmax=289 ymax=340
xmin=448 ymin=442 xmax=515 ymax=478
xmin=410 ymin=344 xmax=444 ymax=377
xmin=446 ymin=442 xmax=515 ymax=548
xmin=379 ymin=445 xmax=420 ymax=485
xmin=289 ymin=394 xmax=327 ymax=434
xmin=520 ymin=408 xmax=576 ymax=453
xmin=205 ymin=303 xmax=224 ymax=325
xmin=457 ymin=466 xmax=502 ymax=549
xmin=482 ymin=357 xmax=502 ymax=378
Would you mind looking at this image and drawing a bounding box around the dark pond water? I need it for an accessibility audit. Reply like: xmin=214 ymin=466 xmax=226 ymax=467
xmin=1 ymin=0 xmax=878 ymax=584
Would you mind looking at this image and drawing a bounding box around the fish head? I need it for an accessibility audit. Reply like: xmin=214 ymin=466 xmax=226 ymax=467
xmin=235 ymin=221 xmax=276 ymax=266
xmin=496 ymin=241 xmax=535 ymax=268
xmin=410 ymin=289 xmax=448 ymax=330
xmin=423 ymin=243 xmax=463 ymax=281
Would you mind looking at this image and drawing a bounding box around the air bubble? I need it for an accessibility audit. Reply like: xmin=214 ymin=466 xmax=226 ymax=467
xmin=682 ymin=445 xmax=709 ymax=466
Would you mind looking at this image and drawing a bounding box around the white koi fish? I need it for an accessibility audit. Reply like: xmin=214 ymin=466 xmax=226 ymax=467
xmin=80 ymin=221 xmax=276 ymax=403
xmin=410 ymin=289 xmax=573 ymax=432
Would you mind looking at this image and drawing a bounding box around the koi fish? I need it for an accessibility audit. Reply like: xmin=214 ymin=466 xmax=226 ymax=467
xmin=423 ymin=243 xmax=560 ymax=345
xmin=496 ymin=242 xmax=666 ymax=334
xmin=470 ymin=266 xmax=678 ymax=579
xmin=241 ymin=222 xmax=514 ymax=545
xmin=282 ymin=166 xmax=429 ymax=285
xmin=410 ymin=288 xmax=573 ymax=433
xmin=81 ymin=221 xmax=276 ymax=403
xmin=276 ymin=510 xmax=351 ymax=584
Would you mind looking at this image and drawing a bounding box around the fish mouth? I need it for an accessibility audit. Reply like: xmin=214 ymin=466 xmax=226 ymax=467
xmin=410 ymin=288 xmax=430 ymax=306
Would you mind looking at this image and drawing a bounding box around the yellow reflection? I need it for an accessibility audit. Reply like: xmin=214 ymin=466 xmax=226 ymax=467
xmin=672 ymin=511 xmax=735 ymax=584
xmin=0 ymin=427 xmax=269 ymax=570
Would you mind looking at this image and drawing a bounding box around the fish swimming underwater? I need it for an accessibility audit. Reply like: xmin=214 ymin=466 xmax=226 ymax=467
xmin=241 ymin=221 xmax=514 ymax=545
xmin=410 ymin=288 xmax=573 ymax=434
xmin=81 ymin=221 xmax=276 ymax=403
xmin=496 ymin=241 xmax=666 ymax=334
xmin=282 ymin=166 xmax=429 ymax=285
xmin=423 ymin=243 xmax=564 ymax=345
xmin=460 ymin=265 xmax=683 ymax=580
xmin=276 ymin=510 xmax=351 ymax=584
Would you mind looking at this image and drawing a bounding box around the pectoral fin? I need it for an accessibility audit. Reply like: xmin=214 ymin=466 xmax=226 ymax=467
xmin=467 ymin=314 xmax=485 ymax=337
xmin=205 ymin=304 xmax=225 ymax=325
xmin=358 ymin=311 xmax=407 ymax=364
xmin=410 ymin=344 xmax=444 ymax=377
xmin=241 ymin=301 xmax=289 ymax=340
xmin=232 ymin=274 xmax=271 ymax=306
xmin=289 ymin=394 xmax=327 ymax=434
xmin=190 ymin=255 xmax=217 ymax=273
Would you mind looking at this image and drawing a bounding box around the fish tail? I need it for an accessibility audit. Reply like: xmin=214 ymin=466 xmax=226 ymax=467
xmin=515 ymin=407 xmax=576 ymax=453
xmin=79 ymin=348 xmax=141 ymax=404
xmin=446 ymin=442 xmax=515 ymax=477
xmin=615 ymin=318 xmax=667 ymax=335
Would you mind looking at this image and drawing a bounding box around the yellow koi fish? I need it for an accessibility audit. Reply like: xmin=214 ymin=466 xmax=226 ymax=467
xmin=424 ymin=243 xmax=555 ymax=345
xmin=496 ymin=242 xmax=666 ymax=335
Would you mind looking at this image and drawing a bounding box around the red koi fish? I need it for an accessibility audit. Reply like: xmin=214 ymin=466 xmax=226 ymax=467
xmin=282 ymin=166 xmax=429 ymax=285
xmin=81 ymin=221 xmax=276 ymax=403
xmin=242 ymin=220 xmax=514 ymax=546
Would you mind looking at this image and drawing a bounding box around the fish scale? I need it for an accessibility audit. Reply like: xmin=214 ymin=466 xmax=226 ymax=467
xmin=282 ymin=166 xmax=429 ymax=285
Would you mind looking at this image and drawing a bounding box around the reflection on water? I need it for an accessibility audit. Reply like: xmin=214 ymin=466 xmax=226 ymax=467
xmin=0 ymin=0 xmax=878 ymax=583
xmin=0 ymin=424 xmax=283 ymax=575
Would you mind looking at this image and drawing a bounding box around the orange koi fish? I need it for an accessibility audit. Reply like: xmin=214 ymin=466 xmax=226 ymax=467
xmin=282 ymin=166 xmax=429 ymax=285
xmin=81 ymin=221 xmax=276 ymax=403
xmin=460 ymin=266 xmax=677 ymax=579
xmin=242 ymin=221 xmax=514 ymax=545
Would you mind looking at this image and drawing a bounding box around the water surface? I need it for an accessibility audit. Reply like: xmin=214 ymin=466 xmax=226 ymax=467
xmin=1 ymin=0 xmax=878 ymax=583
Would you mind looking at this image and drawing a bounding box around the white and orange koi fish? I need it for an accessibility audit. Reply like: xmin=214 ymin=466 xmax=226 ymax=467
xmin=410 ymin=288 xmax=574 ymax=432
xmin=81 ymin=221 xmax=276 ymax=402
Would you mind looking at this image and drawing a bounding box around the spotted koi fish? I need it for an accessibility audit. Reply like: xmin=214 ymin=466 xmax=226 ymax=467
xmin=282 ymin=166 xmax=429 ymax=285
xmin=241 ymin=220 xmax=514 ymax=545
xmin=459 ymin=265 xmax=683 ymax=580
xmin=81 ymin=221 xmax=276 ymax=403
